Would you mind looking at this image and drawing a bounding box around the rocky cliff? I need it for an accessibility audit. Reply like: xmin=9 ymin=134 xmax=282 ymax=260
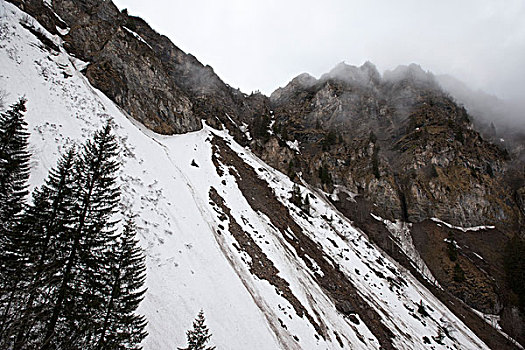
xmin=11 ymin=1 xmax=521 ymax=232
xmin=9 ymin=0 xmax=269 ymax=136
xmin=258 ymin=63 xmax=524 ymax=343
xmin=265 ymin=62 xmax=521 ymax=230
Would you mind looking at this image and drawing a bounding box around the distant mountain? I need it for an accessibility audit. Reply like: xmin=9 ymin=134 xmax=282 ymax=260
xmin=268 ymin=61 xmax=518 ymax=229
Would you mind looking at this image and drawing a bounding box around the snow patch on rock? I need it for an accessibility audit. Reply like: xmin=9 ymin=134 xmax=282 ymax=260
xmin=431 ymin=217 xmax=495 ymax=232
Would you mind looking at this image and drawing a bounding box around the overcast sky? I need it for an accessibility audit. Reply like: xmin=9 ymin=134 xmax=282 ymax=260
xmin=113 ymin=0 xmax=525 ymax=100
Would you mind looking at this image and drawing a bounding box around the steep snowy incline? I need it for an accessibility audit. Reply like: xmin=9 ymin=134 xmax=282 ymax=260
xmin=0 ymin=2 xmax=490 ymax=349
xmin=0 ymin=3 xmax=281 ymax=348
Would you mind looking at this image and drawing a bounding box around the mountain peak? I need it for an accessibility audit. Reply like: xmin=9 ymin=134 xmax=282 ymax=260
xmin=383 ymin=63 xmax=437 ymax=86
xmin=320 ymin=61 xmax=381 ymax=86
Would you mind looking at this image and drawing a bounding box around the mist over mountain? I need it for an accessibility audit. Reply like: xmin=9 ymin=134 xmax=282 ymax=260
xmin=276 ymin=61 xmax=525 ymax=159
xmin=437 ymin=74 xmax=525 ymax=132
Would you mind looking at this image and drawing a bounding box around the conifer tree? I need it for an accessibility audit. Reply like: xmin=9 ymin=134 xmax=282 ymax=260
xmin=41 ymin=123 xmax=121 ymax=349
xmin=0 ymin=118 xmax=149 ymax=349
xmin=0 ymin=98 xmax=30 ymax=230
xmin=303 ymin=193 xmax=310 ymax=214
xmin=96 ymin=217 xmax=147 ymax=350
xmin=183 ymin=310 xmax=215 ymax=350
xmin=0 ymin=98 xmax=31 ymax=347
xmin=9 ymin=148 xmax=78 ymax=349
xmin=290 ymin=183 xmax=303 ymax=208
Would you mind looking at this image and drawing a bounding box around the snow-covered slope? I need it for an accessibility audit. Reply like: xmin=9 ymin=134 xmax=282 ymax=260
xmin=0 ymin=2 xmax=490 ymax=349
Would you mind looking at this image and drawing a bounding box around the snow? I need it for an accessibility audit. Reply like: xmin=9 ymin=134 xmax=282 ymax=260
xmin=329 ymin=185 xmax=357 ymax=202
xmin=233 ymin=139 xmax=489 ymax=350
xmin=0 ymin=2 xmax=491 ymax=349
xmin=471 ymin=309 xmax=525 ymax=350
xmin=268 ymin=119 xmax=275 ymax=135
xmin=68 ymin=55 xmax=89 ymax=71
xmin=286 ymin=139 xmax=300 ymax=153
xmin=224 ymin=112 xmax=238 ymax=127
xmin=123 ymin=26 xmax=153 ymax=50
xmin=371 ymin=214 xmax=438 ymax=285
xmin=56 ymin=25 xmax=69 ymax=36
xmin=239 ymin=122 xmax=252 ymax=140
xmin=473 ymin=252 xmax=484 ymax=260
xmin=431 ymin=218 xmax=495 ymax=232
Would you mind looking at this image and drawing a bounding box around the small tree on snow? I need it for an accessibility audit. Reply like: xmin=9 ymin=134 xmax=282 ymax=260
xmin=290 ymin=183 xmax=302 ymax=208
xmin=181 ymin=310 xmax=215 ymax=350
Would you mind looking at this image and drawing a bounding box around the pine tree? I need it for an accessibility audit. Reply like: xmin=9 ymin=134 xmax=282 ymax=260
xmin=318 ymin=164 xmax=332 ymax=185
xmin=0 ymin=98 xmax=31 ymax=347
xmin=504 ymin=236 xmax=525 ymax=311
xmin=182 ymin=310 xmax=215 ymax=350
xmin=0 ymin=98 xmax=30 ymax=229
xmin=372 ymin=145 xmax=380 ymax=179
xmin=321 ymin=130 xmax=336 ymax=151
xmin=9 ymin=148 xmax=78 ymax=349
xmin=41 ymin=123 xmax=121 ymax=349
xmin=0 ymin=116 xmax=149 ymax=349
xmin=290 ymin=183 xmax=303 ymax=208
xmin=303 ymin=193 xmax=310 ymax=214
xmin=96 ymin=218 xmax=147 ymax=350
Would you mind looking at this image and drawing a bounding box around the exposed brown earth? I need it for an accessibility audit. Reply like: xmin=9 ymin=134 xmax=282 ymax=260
xmin=266 ymin=64 xmax=520 ymax=230
xmin=332 ymin=193 xmax=520 ymax=350
xmin=208 ymin=186 xmax=324 ymax=338
xmin=212 ymin=136 xmax=396 ymax=350
xmin=8 ymin=0 xmax=524 ymax=346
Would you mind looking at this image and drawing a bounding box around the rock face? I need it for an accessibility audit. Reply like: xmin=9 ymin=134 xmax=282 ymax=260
xmin=10 ymin=0 xmax=268 ymax=135
xmin=265 ymin=63 xmax=524 ymax=341
xmin=267 ymin=62 xmax=520 ymax=229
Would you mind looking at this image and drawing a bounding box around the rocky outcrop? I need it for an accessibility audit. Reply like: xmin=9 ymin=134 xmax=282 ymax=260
xmin=8 ymin=0 xmax=269 ymax=136
xmin=10 ymin=0 xmax=520 ymax=230
xmin=10 ymin=0 xmax=198 ymax=134
xmin=267 ymin=62 xmax=520 ymax=229
xmin=262 ymin=64 xmax=524 ymax=334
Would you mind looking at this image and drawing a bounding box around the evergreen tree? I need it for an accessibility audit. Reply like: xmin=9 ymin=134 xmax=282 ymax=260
xmin=41 ymin=123 xmax=121 ymax=349
xmin=0 ymin=98 xmax=31 ymax=347
xmin=9 ymin=148 xmax=78 ymax=349
xmin=0 ymin=98 xmax=30 ymax=229
xmin=0 ymin=118 xmax=149 ymax=349
xmin=372 ymin=145 xmax=380 ymax=179
xmin=182 ymin=310 xmax=215 ymax=350
xmin=290 ymin=183 xmax=303 ymax=208
xmin=453 ymin=262 xmax=465 ymax=282
xmin=303 ymin=193 xmax=310 ymax=214
xmin=321 ymin=130 xmax=336 ymax=151
xmin=504 ymin=236 xmax=525 ymax=311
xmin=318 ymin=164 xmax=332 ymax=185
xmin=252 ymin=115 xmax=271 ymax=142
xmin=96 ymin=218 xmax=147 ymax=350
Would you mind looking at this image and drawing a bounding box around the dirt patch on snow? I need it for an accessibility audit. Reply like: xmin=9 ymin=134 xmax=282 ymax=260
xmin=212 ymin=136 xmax=396 ymax=350
xmin=209 ymin=186 xmax=324 ymax=338
xmin=334 ymin=193 xmax=519 ymax=350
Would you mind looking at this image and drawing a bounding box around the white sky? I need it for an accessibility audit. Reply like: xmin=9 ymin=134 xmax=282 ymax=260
xmin=113 ymin=0 xmax=525 ymax=100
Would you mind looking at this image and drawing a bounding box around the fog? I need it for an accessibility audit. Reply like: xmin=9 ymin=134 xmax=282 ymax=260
xmin=437 ymin=74 xmax=525 ymax=133
xmin=113 ymin=0 xmax=525 ymax=125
